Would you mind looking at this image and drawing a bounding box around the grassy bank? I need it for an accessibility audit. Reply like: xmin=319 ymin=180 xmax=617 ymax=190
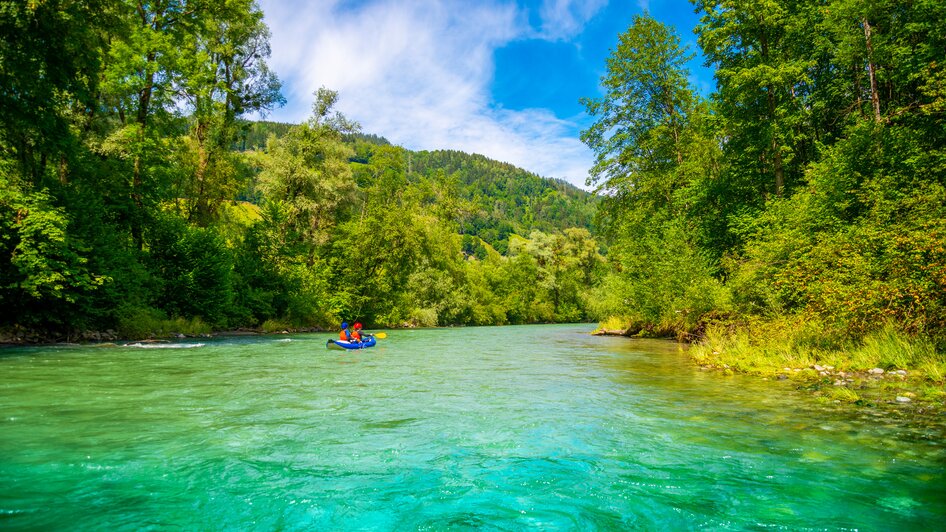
xmin=595 ymin=316 xmax=946 ymax=411
xmin=690 ymin=318 xmax=946 ymax=410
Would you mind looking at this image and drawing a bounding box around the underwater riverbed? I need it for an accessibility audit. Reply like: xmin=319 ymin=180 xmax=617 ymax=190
xmin=1 ymin=324 xmax=943 ymax=529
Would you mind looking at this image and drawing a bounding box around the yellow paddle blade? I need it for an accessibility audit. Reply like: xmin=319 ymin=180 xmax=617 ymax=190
xmin=373 ymin=332 xmax=387 ymax=339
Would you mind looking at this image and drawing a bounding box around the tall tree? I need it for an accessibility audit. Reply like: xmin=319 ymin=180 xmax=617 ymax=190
xmin=694 ymin=0 xmax=814 ymax=198
xmin=178 ymin=0 xmax=283 ymax=225
xmin=0 ymin=0 xmax=106 ymax=182
xmin=580 ymin=14 xmax=729 ymax=333
xmin=580 ymin=14 xmax=695 ymax=203
xmin=100 ymin=0 xmax=197 ymax=248
xmin=257 ymin=88 xmax=359 ymax=262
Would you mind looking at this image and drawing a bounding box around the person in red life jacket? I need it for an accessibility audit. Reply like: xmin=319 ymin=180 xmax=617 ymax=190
xmin=339 ymin=322 xmax=353 ymax=342
xmin=352 ymin=322 xmax=363 ymax=342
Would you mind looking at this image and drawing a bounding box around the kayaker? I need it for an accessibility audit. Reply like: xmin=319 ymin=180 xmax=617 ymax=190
xmin=339 ymin=322 xmax=353 ymax=342
xmin=353 ymin=322 xmax=369 ymax=342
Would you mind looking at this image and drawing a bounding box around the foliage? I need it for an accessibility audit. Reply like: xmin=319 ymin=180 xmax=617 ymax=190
xmin=580 ymin=14 xmax=729 ymax=338
xmin=693 ymin=318 xmax=943 ymax=381
xmin=580 ymin=3 xmax=946 ymax=372
xmin=0 ymin=0 xmax=607 ymax=339
xmin=146 ymin=214 xmax=234 ymax=327
xmin=404 ymin=149 xmax=598 ymax=252
xmin=115 ymin=306 xmax=211 ymax=339
xmin=257 ymin=88 xmax=357 ymax=252
xmin=580 ymin=14 xmax=695 ymax=194
xmin=0 ymin=173 xmax=108 ymax=329
xmin=591 ymin=218 xmax=729 ymax=336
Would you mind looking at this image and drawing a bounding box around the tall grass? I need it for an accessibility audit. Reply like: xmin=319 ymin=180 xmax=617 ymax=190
xmin=116 ymin=307 xmax=211 ymax=339
xmin=260 ymin=319 xmax=292 ymax=333
xmin=847 ymin=325 xmax=940 ymax=372
xmin=692 ymin=318 xmax=819 ymax=374
xmin=594 ymin=316 xmax=629 ymax=333
xmin=692 ymin=318 xmax=945 ymax=381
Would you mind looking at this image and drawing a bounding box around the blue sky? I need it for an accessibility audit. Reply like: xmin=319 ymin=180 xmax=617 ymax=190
xmin=256 ymin=0 xmax=713 ymax=189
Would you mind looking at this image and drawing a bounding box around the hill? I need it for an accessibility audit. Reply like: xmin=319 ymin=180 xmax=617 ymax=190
xmin=238 ymin=121 xmax=598 ymax=253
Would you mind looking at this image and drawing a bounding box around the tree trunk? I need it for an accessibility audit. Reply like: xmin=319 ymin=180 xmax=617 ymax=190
xmin=853 ymin=64 xmax=867 ymax=119
xmin=760 ymin=28 xmax=784 ymax=197
xmin=862 ymin=18 xmax=882 ymax=122
xmin=671 ymin=121 xmax=683 ymax=165
xmin=192 ymin=120 xmax=213 ymax=225
xmin=131 ymin=155 xmax=144 ymax=250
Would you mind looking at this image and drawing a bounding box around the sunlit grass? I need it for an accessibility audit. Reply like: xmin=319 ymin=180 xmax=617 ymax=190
xmin=846 ymin=325 xmax=939 ymax=372
xmin=693 ymin=318 xmax=820 ymax=375
xmin=260 ymin=319 xmax=291 ymax=333
xmin=594 ymin=316 xmax=628 ymax=333
xmin=117 ymin=307 xmax=211 ymax=339
xmin=828 ymin=386 xmax=860 ymax=403
xmin=691 ymin=317 xmax=946 ymax=407
xmin=695 ymin=319 xmax=942 ymax=373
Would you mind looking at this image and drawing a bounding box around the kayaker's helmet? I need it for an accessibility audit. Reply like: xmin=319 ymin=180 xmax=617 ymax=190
xmin=353 ymin=322 xmax=363 ymax=330
xmin=341 ymin=322 xmax=349 ymax=329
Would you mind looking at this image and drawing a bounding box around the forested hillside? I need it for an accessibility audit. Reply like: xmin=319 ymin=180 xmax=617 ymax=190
xmin=406 ymin=150 xmax=596 ymax=253
xmin=0 ymin=1 xmax=603 ymax=340
xmin=584 ymin=4 xmax=946 ymax=380
xmin=241 ymin=123 xmax=597 ymax=253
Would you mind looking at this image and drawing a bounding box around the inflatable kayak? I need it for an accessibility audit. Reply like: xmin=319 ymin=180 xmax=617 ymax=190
xmin=326 ymin=335 xmax=377 ymax=350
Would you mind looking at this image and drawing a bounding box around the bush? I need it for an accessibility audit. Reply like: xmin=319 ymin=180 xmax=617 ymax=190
xmin=592 ymin=218 xmax=730 ymax=335
xmin=260 ymin=319 xmax=291 ymax=333
xmin=116 ymin=306 xmax=211 ymax=339
xmin=147 ymin=215 xmax=235 ymax=328
xmin=408 ymin=307 xmax=439 ymax=328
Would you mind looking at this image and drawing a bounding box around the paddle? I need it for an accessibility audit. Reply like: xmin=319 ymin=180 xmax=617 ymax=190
xmin=372 ymin=332 xmax=387 ymax=339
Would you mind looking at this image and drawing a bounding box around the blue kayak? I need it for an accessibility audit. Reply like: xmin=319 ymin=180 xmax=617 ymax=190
xmin=326 ymin=335 xmax=377 ymax=350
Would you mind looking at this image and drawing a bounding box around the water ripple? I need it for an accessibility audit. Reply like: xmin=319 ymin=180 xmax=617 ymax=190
xmin=0 ymin=325 xmax=943 ymax=529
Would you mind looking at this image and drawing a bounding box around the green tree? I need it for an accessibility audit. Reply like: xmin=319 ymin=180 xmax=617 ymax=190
xmin=257 ymin=88 xmax=358 ymax=260
xmin=0 ymin=174 xmax=107 ymax=329
xmin=580 ymin=14 xmax=695 ymax=201
xmin=0 ymin=0 xmax=106 ymax=183
xmin=147 ymin=214 xmax=234 ymax=327
xmin=694 ymin=0 xmax=815 ymax=199
xmin=177 ymin=0 xmax=283 ymax=225
xmin=98 ymin=0 xmax=200 ymax=248
xmin=579 ymin=14 xmax=728 ymax=334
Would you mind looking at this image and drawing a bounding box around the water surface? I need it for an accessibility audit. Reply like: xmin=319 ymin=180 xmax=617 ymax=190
xmin=1 ymin=324 xmax=943 ymax=529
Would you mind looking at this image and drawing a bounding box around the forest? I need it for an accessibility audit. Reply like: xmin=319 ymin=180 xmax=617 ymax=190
xmin=583 ymin=1 xmax=946 ymax=379
xmin=2 ymin=0 xmax=945 ymax=387
xmin=0 ymin=0 xmax=602 ymax=339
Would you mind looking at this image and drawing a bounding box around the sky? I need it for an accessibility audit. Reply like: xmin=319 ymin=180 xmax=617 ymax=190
xmin=255 ymin=0 xmax=713 ymax=190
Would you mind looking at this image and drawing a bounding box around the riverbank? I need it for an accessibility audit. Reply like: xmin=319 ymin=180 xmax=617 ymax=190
xmin=593 ymin=320 xmax=946 ymax=416
xmin=0 ymin=324 xmax=326 ymax=346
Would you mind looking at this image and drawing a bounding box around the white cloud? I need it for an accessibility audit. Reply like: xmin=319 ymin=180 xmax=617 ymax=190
xmin=257 ymin=0 xmax=598 ymax=189
xmin=535 ymin=0 xmax=609 ymax=40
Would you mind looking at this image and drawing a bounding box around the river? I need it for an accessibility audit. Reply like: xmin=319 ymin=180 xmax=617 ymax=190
xmin=1 ymin=324 xmax=943 ymax=529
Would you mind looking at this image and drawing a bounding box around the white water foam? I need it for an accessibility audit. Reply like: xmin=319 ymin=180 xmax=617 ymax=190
xmin=122 ymin=343 xmax=205 ymax=349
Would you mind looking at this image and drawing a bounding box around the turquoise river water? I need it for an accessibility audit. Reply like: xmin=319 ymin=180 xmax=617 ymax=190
xmin=1 ymin=324 xmax=944 ymax=530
